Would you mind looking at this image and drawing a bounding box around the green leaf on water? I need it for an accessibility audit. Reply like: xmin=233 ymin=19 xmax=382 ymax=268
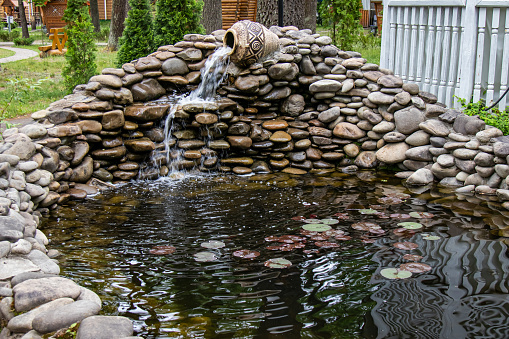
xmin=302 ymin=223 xmax=332 ymax=232
xmin=398 ymin=222 xmax=423 ymax=230
xmin=320 ymin=218 xmax=339 ymax=225
xmin=409 ymin=212 xmax=434 ymax=219
xmin=200 ymin=240 xmax=226 ymax=249
xmin=380 ymin=268 xmax=412 ymax=279
xmin=303 ymin=219 xmax=321 ymax=224
xmin=359 ymin=209 xmax=378 ymax=215
xmin=264 ymin=258 xmax=292 ymax=269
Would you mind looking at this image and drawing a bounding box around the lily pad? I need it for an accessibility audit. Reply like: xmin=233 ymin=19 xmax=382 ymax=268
xmin=403 ymin=254 xmax=423 ymax=261
xmin=400 ymin=262 xmax=432 ymax=273
xmin=335 ymin=235 xmax=352 ymax=241
xmin=390 ymin=213 xmax=411 ymax=219
xmin=303 ymin=219 xmax=321 ymax=224
xmin=302 ymin=223 xmax=332 ymax=232
xmin=233 ymin=250 xmax=260 ymax=259
xmin=149 ymin=245 xmax=176 ymax=255
xmin=386 ymin=192 xmax=411 ymax=199
xmin=194 ymin=252 xmax=217 ymax=262
xmin=380 ymin=268 xmax=412 ymax=279
xmin=393 ymin=228 xmax=416 ymax=237
xmin=409 ymin=212 xmax=434 ymax=219
xmin=377 ymin=196 xmax=404 ymax=205
xmin=315 ymin=241 xmax=341 ymax=248
xmin=423 ymin=235 xmax=441 ymax=241
xmin=320 ymin=218 xmax=339 ymax=225
xmin=393 ymin=242 xmax=419 ymax=250
xmin=398 ymin=222 xmax=423 ymax=230
xmin=359 ymin=209 xmax=378 ymax=215
xmin=267 ymin=243 xmax=306 ymax=251
xmin=264 ymin=258 xmax=292 ymax=269
xmin=201 ymin=240 xmax=226 ymax=249
xmin=334 ymin=213 xmax=349 ymax=220
xmin=351 ymin=222 xmax=381 ymax=232
xmin=265 ymin=235 xmax=306 ymax=243
xmin=291 ymin=216 xmax=306 ymax=221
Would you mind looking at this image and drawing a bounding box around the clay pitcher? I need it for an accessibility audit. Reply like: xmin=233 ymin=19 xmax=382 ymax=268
xmin=223 ymin=20 xmax=280 ymax=67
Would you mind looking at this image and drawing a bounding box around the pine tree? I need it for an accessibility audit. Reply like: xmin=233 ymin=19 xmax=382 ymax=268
xmin=153 ymin=0 xmax=205 ymax=48
xmin=62 ymin=0 xmax=97 ymax=93
xmin=116 ymin=0 xmax=154 ymax=66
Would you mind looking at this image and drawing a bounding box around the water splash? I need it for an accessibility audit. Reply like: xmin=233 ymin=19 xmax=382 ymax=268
xmin=143 ymin=46 xmax=232 ymax=178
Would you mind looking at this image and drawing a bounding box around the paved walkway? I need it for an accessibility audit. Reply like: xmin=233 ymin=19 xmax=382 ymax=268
xmin=0 ymin=45 xmax=39 ymax=63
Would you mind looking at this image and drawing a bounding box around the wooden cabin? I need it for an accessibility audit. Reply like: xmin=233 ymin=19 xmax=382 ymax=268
xmin=221 ymin=0 xmax=257 ymax=30
xmin=39 ymin=0 xmax=67 ymax=31
xmin=361 ymin=0 xmax=382 ymax=33
xmin=97 ymin=0 xmax=112 ymax=20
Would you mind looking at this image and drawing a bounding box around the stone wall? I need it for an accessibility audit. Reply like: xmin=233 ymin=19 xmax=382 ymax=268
xmin=2 ymin=24 xmax=509 ymax=338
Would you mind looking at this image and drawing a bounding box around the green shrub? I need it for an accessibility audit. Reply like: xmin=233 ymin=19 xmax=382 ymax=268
xmin=94 ymin=25 xmax=110 ymax=41
xmin=62 ymin=0 xmax=97 ymax=92
xmin=319 ymin=0 xmax=362 ymax=50
xmin=116 ymin=0 xmax=154 ymax=66
xmin=153 ymin=0 xmax=204 ymax=48
xmin=13 ymin=37 xmax=35 ymax=45
xmin=456 ymin=96 xmax=509 ymax=135
xmin=2 ymin=21 xmax=18 ymax=29
xmin=0 ymin=30 xmax=20 ymax=42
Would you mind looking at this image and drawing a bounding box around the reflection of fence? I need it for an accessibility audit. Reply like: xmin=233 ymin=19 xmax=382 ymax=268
xmin=370 ymin=232 xmax=509 ymax=338
xmin=380 ymin=0 xmax=509 ymax=110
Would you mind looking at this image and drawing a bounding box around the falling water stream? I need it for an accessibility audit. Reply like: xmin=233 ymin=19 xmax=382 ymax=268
xmin=41 ymin=48 xmax=509 ymax=338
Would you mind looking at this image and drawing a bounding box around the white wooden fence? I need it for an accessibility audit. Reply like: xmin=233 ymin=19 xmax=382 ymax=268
xmin=380 ymin=0 xmax=509 ymax=110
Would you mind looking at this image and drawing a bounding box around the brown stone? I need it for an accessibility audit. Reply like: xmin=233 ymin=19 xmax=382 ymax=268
xmin=70 ymin=156 xmax=94 ymax=183
xmin=157 ymin=75 xmax=189 ymax=85
xmin=226 ymin=136 xmax=253 ymax=149
xmin=124 ymin=138 xmax=156 ymax=152
xmin=269 ymin=158 xmax=290 ymax=169
xmin=77 ymin=120 xmax=102 ymax=134
xmin=195 ymin=113 xmax=218 ymax=125
xmin=72 ymin=103 xmax=89 ymax=112
xmin=322 ymin=152 xmax=344 ymax=162
xmin=178 ymin=140 xmax=206 ymax=149
xmin=68 ymin=188 xmax=88 ymax=200
xmin=232 ymin=166 xmax=252 ymax=175
xmin=118 ymin=162 xmax=140 ymax=171
xmin=135 ymin=56 xmax=162 ymax=71
xmin=306 ymin=147 xmax=323 ymax=160
xmin=71 ymin=141 xmax=90 ymax=166
xmin=113 ymin=171 xmax=138 ymax=180
xmin=48 ymin=125 xmax=82 ymax=138
xmin=92 ymin=146 xmax=127 ymax=159
xmin=220 ymin=157 xmax=254 ymax=166
xmin=282 ymin=167 xmax=307 ymax=175
xmin=102 ymin=110 xmax=125 ymax=130
xmin=269 ymin=131 xmax=292 ymax=143
xmin=184 ymin=150 xmax=202 ymax=159
xmin=295 ymin=139 xmax=312 ymax=149
xmin=124 ymin=104 xmax=169 ymax=122
xmin=332 ymin=123 xmax=366 ymax=139
xmin=262 ymin=120 xmax=289 ymax=130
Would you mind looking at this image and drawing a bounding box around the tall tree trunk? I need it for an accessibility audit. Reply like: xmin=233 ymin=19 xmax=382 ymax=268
xmin=90 ymin=0 xmax=101 ymax=33
xmin=201 ymin=0 xmax=222 ymax=33
xmin=107 ymin=0 xmax=128 ymax=51
xmin=256 ymin=0 xmax=277 ymax=28
xmin=18 ymin=0 xmax=29 ymax=38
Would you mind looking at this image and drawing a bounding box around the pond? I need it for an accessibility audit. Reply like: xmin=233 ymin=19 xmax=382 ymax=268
xmin=41 ymin=171 xmax=509 ymax=338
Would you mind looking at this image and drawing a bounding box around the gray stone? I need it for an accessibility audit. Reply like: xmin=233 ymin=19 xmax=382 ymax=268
xmin=394 ymin=91 xmax=411 ymax=105
xmin=438 ymin=177 xmax=464 ymax=187
xmin=7 ymin=298 xmax=74 ymax=333
xmin=0 ymin=240 xmax=10 ymax=258
xmin=455 ymin=159 xmax=476 ymax=173
xmin=332 ymin=123 xmax=365 ymax=139
xmin=25 ymin=182 xmax=47 ymax=199
xmin=495 ymin=164 xmax=509 ymax=178
xmin=377 ymin=75 xmax=403 ymax=88
xmin=431 ymin=163 xmax=460 ymax=179
xmin=476 ymin=127 xmax=503 ymax=143
xmin=268 ymin=63 xmax=299 ymax=81
xmin=0 ymin=215 xmax=25 ymax=242
xmin=76 ymin=316 xmax=133 ymax=339
xmin=0 ymin=258 xmax=39 ymax=280
xmin=456 ymin=185 xmax=476 ymax=194
xmin=376 ymin=142 xmax=410 ymax=164
xmin=464 ymin=173 xmax=486 ymax=186
xmin=496 ymin=189 xmax=509 ymax=201
xmin=27 ymin=250 xmax=60 ymax=275
xmin=354 ymin=151 xmax=378 ymax=168
xmin=475 ymin=165 xmax=494 ymax=178
xmin=318 ymin=107 xmax=341 ymax=123
xmin=475 ymin=185 xmax=497 ymax=195
xmin=403 ymin=160 xmax=429 ymax=170
xmin=11 ymin=239 xmax=32 ymax=255
xmin=309 ymin=79 xmax=341 ymax=93
xmin=367 ymin=92 xmax=394 ymax=105
xmin=405 ymin=145 xmax=433 ymax=161
xmin=130 ymin=79 xmax=166 ymax=102
xmin=17 ymin=161 xmax=39 ymax=172
xmin=3 ymin=134 xmax=36 ymax=161
xmin=262 ymin=87 xmax=291 ymax=101
xmin=448 ymin=132 xmax=470 ymax=142
xmin=453 ymin=115 xmax=485 ymax=135
xmin=372 ymin=121 xmax=395 ymax=134
xmin=177 ymin=48 xmax=202 ymax=61
xmin=162 ymin=58 xmax=189 ymax=75
xmin=89 ymin=75 xmax=122 ymax=88
xmin=406 ymin=168 xmax=434 ymax=185
xmin=383 ymin=131 xmax=406 ymax=143
xmin=341 ymin=79 xmax=354 ymax=92
xmin=77 ymin=287 xmax=102 ymax=308
xmin=474 ymin=152 xmax=495 ymax=167
xmin=405 ymin=130 xmax=430 ymax=146
xmin=394 ymin=107 xmax=425 ymax=134
xmin=419 ymin=119 xmax=450 ymax=137
xmin=13 ymin=277 xmax=81 ymax=312
xmin=452 ymin=149 xmax=479 ymax=160
xmin=19 ymin=125 xmax=47 ymax=140
xmin=32 ymin=300 xmax=101 ymax=334
xmin=437 ymin=154 xmax=455 ymax=167
xmin=281 ymin=94 xmax=305 ymax=117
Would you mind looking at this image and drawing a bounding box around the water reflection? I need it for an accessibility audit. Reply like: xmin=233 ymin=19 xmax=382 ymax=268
xmin=41 ymin=171 xmax=509 ymax=338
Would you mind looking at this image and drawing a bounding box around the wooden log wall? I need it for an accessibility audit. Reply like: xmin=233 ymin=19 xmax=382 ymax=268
xmin=221 ymin=0 xmax=257 ymax=30
xmin=97 ymin=0 xmax=112 ymax=20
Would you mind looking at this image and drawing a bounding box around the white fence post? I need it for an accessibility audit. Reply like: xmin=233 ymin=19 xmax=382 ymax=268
xmin=380 ymin=0 xmax=509 ymax=110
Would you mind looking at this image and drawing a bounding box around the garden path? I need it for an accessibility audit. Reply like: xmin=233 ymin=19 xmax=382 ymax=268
xmin=0 ymin=45 xmax=38 ymax=63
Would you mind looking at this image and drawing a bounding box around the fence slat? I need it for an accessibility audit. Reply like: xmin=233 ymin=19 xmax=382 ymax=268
xmin=431 ymin=7 xmax=444 ymax=97
xmin=473 ymin=7 xmax=487 ymax=103
xmin=395 ymin=7 xmax=404 ymax=77
xmin=415 ymin=7 xmax=427 ymax=83
xmin=424 ymin=7 xmax=436 ymax=92
xmin=500 ymin=9 xmax=509 ymax=109
xmin=438 ymin=7 xmax=451 ymax=104
xmin=486 ymin=8 xmax=500 ymax=105
xmin=448 ymin=7 xmax=461 ymax=105
xmin=408 ymin=7 xmax=419 ymax=82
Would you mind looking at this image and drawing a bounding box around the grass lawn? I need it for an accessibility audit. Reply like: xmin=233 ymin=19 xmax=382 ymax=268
xmin=0 ymin=48 xmax=15 ymax=59
xmin=0 ymin=45 xmax=117 ymax=119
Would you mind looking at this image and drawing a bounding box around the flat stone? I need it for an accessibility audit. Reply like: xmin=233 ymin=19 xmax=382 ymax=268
xmin=269 ymin=131 xmax=292 ymax=143
xmin=453 ymin=115 xmax=485 ymax=135
xmin=268 ymin=63 xmax=299 ymax=81
xmin=19 ymin=125 xmax=47 ymax=140
xmin=406 ymin=168 xmax=434 ymax=185
xmin=69 ymin=157 xmax=94 ymax=183
xmin=419 ymin=119 xmax=450 ymax=137
xmin=124 ymin=139 xmax=156 ymax=152
xmin=372 ymin=121 xmax=395 ymax=134
xmin=262 ymin=120 xmax=288 ymax=130
xmin=13 ymin=277 xmax=80 ymax=312
xmin=477 ymin=127 xmax=503 ymax=143
xmin=354 ymin=151 xmax=377 ymax=168
xmin=394 ymin=107 xmax=426 ymax=135
xmin=376 ymin=142 xmax=410 ymax=164
xmin=332 ymin=123 xmax=365 ymax=139
xmin=135 ymin=56 xmax=162 ymax=71
xmin=27 ymin=250 xmax=60 ymax=275
xmin=124 ymin=104 xmax=169 ymax=122
xmin=431 ymin=163 xmax=460 ymax=179
xmin=437 ymin=154 xmax=455 ymax=167
xmin=452 ymin=148 xmax=479 ymax=160
xmin=367 ymin=92 xmax=394 ymax=105
xmin=76 ymin=316 xmax=133 ymax=339
xmin=7 ymin=298 xmax=74 ymax=333
xmin=377 ymin=75 xmax=403 ymax=88
xmin=32 ymin=300 xmax=101 ymax=334
xmin=102 ymin=110 xmax=125 ymax=130
xmin=3 ymin=134 xmax=36 ymax=161
xmin=405 ymin=130 xmax=430 ymax=146
xmin=309 ymin=79 xmax=341 ymax=93
xmin=89 ymin=75 xmax=122 ymax=88
xmin=131 ymin=79 xmax=166 ymax=102
xmin=405 ymin=145 xmax=433 ymax=161
xmin=0 ymin=258 xmax=39 ymax=280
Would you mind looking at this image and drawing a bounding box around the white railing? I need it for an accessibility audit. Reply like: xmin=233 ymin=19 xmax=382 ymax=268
xmin=380 ymin=0 xmax=509 ymax=110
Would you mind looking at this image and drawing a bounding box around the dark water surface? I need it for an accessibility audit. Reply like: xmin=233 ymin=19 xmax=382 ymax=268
xmin=41 ymin=171 xmax=509 ymax=338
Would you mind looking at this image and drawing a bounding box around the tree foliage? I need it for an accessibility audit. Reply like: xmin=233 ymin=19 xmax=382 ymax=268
xmin=319 ymin=0 xmax=362 ymax=50
xmin=153 ymin=0 xmax=205 ymax=47
xmin=116 ymin=0 xmax=154 ymax=66
xmin=62 ymin=0 xmax=97 ymax=93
